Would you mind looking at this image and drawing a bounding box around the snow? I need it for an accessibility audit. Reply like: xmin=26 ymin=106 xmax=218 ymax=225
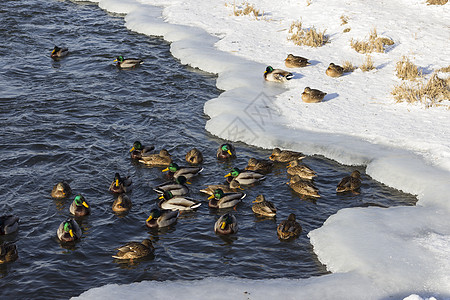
xmin=74 ymin=0 xmax=450 ymax=299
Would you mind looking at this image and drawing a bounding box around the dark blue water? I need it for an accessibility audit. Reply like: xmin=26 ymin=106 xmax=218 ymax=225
xmin=0 ymin=0 xmax=417 ymax=299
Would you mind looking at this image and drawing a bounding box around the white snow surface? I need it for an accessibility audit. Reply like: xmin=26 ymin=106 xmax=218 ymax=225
xmin=75 ymin=0 xmax=450 ymax=299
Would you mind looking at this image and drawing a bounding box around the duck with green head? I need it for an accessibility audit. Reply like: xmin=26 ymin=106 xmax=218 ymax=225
xmin=0 ymin=242 xmax=18 ymax=264
xmin=158 ymin=191 xmax=202 ymax=211
xmin=114 ymin=56 xmax=143 ymax=69
xmin=264 ymin=66 xmax=293 ymax=82
xmin=112 ymin=239 xmax=154 ymax=260
xmin=69 ymin=194 xmax=90 ymax=217
xmin=224 ymin=167 xmax=265 ymax=186
xmin=129 ymin=141 xmax=155 ymax=160
xmin=0 ymin=215 xmax=19 ymax=235
xmin=153 ymin=175 xmax=190 ymax=196
xmin=112 ymin=194 xmax=132 ymax=213
xmin=109 ymin=173 xmax=132 ymax=194
xmin=51 ymin=181 xmax=72 ymax=199
xmin=139 ymin=149 xmax=172 ymax=167
xmin=145 ymin=208 xmax=179 ymax=228
xmin=277 ymin=213 xmax=302 ymax=240
xmin=162 ymin=162 xmax=203 ymax=180
xmin=216 ymin=143 xmax=236 ymax=160
xmin=51 ymin=46 xmax=68 ymax=59
xmin=56 ymin=218 xmax=82 ymax=243
xmin=207 ymin=188 xmax=245 ymax=209
xmin=214 ymin=213 xmax=238 ymax=235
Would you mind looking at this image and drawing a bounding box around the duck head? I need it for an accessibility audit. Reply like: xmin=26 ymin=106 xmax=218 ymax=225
xmin=114 ymin=56 xmax=125 ymax=63
xmin=162 ymin=162 xmax=179 ymax=173
xmin=130 ymin=141 xmax=143 ymax=152
xmin=224 ymin=167 xmax=241 ymax=178
xmin=208 ymin=188 xmax=225 ymax=200
xmin=146 ymin=208 xmax=161 ymax=222
xmin=74 ymin=195 xmax=89 ymax=208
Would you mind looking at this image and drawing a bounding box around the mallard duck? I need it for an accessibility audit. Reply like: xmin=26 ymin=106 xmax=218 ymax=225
xmin=153 ymin=175 xmax=190 ymax=196
xmin=277 ymin=213 xmax=302 ymax=240
xmin=129 ymin=141 xmax=155 ymax=160
xmin=112 ymin=194 xmax=132 ymax=213
xmin=199 ymin=182 xmax=242 ymax=196
xmin=326 ymin=63 xmax=344 ymax=77
xmin=301 ymin=87 xmax=327 ymax=103
xmin=216 ymin=143 xmax=236 ymax=160
xmin=287 ymin=160 xmax=317 ymax=180
xmin=185 ymin=148 xmax=203 ymax=165
xmin=145 ymin=208 xmax=179 ymax=228
xmin=0 ymin=242 xmax=18 ymax=264
xmin=108 ymin=173 xmax=132 ymax=194
xmin=51 ymin=181 xmax=72 ymax=199
xmin=269 ymin=148 xmax=306 ymax=163
xmin=244 ymin=158 xmax=273 ymax=174
xmin=112 ymin=239 xmax=154 ymax=260
xmin=0 ymin=215 xmax=19 ymax=235
xmin=208 ymin=188 xmax=245 ymax=209
xmin=224 ymin=167 xmax=265 ymax=185
xmin=51 ymin=46 xmax=68 ymax=59
xmin=288 ymin=175 xmax=320 ymax=198
xmin=114 ymin=56 xmax=143 ymax=69
xmin=284 ymin=54 xmax=310 ymax=68
xmin=139 ymin=149 xmax=172 ymax=167
xmin=336 ymin=170 xmax=361 ymax=193
xmin=252 ymin=195 xmax=276 ymax=217
xmin=214 ymin=213 xmax=238 ymax=235
xmin=158 ymin=191 xmax=201 ymax=211
xmin=56 ymin=218 xmax=82 ymax=242
xmin=69 ymin=194 xmax=91 ymax=217
xmin=264 ymin=66 xmax=293 ymax=82
xmin=162 ymin=162 xmax=203 ymax=180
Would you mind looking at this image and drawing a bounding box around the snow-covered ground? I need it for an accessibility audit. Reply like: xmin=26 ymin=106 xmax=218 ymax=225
xmin=74 ymin=0 xmax=450 ymax=299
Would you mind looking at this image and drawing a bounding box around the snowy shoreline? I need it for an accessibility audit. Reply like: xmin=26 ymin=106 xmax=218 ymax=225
xmin=74 ymin=0 xmax=450 ymax=299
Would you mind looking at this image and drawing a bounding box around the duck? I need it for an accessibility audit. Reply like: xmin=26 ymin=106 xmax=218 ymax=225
xmin=224 ymin=167 xmax=265 ymax=186
xmin=269 ymin=148 xmax=306 ymax=163
xmin=69 ymin=194 xmax=91 ymax=217
xmin=0 ymin=215 xmax=19 ymax=235
xmin=112 ymin=194 xmax=132 ymax=213
xmin=208 ymin=188 xmax=245 ymax=209
xmin=139 ymin=149 xmax=172 ymax=167
xmin=214 ymin=213 xmax=238 ymax=235
xmin=145 ymin=208 xmax=179 ymax=228
xmin=185 ymin=148 xmax=203 ymax=165
xmin=277 ymin=213 xmax=302 ymax=240
xmin=264 ymin=66 xmax=293 ymax=82
xmin=56 ymin=218 xmax=82 ymax=243
xmin=216 ymin=143 xmax=236 ymax=160
xmin=287 ymin=175 xmax=320 ymax=198
xmin=108 ymin=173 xmax=132 ymax=194
xmin=153 ymin=175 xmax=190 ymax=196
xmin=129 ymin=141 xmax=155 ymax=160
xmin=251 ymin=195 xmax=276 ymax=217
xmin=301 ymin=87 xmax=327 ymax=103
xmin=284 ymin=54 xmax=310 ymax=68
xmin=51 ymin=181 xmax=72 ymax=199
xmin=158 ymin=191 xmax=202 ymax=211
xmin=114 ymin=56 xmax=143 ymax=69
xmin=112 ymin=239 xmax=154 ymax=260
xmin=336 ymin=170 xmax=362 ymax=193
xmin=199 ymin=181 xmax=242 ymax=196
xmin=0 ymin=242 xmax=18 ymax=264
xmin=51 ymin=46 xmax=69 ymax=59
xmin=287 ymin=160 xmax=317 ymax=180
xmin=244 ymin=158 xmax=273 ymax=174
xmin=162 ymin=162 xmax=203 ymax=180
xmin=326 ymin=63 xmax=344 ymax=77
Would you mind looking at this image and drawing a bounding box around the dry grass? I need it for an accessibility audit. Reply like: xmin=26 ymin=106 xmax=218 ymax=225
xmin=396 ymin=56 xmax=422 ymax=81
xmin=340 ymin=15 xmax=349 ymax=25
xmin=306 ymin=0 xmax=312 ymax=6
xmin=350 ymin=28 xmax=394 ymax=54
xmin=360 ymin=55 xmax=375 ymax=72
xmin=426 ymin=0 xmax=448 ymax=4
xmin=343 ymin=27 xmax=351 ymax=33
xmin=342 ymin=61 xmax=356 ymax=72
xmin=231 ymin=2 xmax=263 ymax=19
xmin=288 ymin=21 xmax=328 ymax=47
xmin=438 ymin=66 xmax=450 ymax=73
xmin=392 ymin=71 xmax=450 ymax=107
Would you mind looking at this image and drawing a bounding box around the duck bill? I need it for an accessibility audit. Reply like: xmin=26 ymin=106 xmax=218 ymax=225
xmin=207 ymin=195 xmax=214 ymax=200
xmin=113 ymin=59 xmax=118 ymax=62
xmin=220 ymin=222 xmax=226 ymax=230
xmin=227 ymin=150 xmax=233 ymax=156
xmin=186 ymin=181 xmax=192 ymax=184
xmin=158 ymin=195 xmax=164 ymax=199
xmin=224 ymin=173 xmax=232 ymax=178
xmin=82 ymin=201 xmax=89 ymax=208
xmin=129 ymin=147 xmax=135 ymax=152
xmin=69 ymin=229 xmax=74 ymax=238
xmin=146 ymin=216 xmax=153 ymax=222
xmin=286 ymin=162 xmax=292 ymax=168
xmin=51 ymin=49 xmax=56 ymax=55
xmin=162 ymin=168 xmax=169 ymax=172
xmin=115 ymin=179 xmax=119 ymax=187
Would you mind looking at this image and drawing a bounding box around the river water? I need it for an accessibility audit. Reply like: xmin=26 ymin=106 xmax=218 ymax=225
xmin=0 ymin=0 xmax=417 ymax=298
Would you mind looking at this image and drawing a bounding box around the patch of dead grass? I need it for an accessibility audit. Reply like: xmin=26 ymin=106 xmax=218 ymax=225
xmin=396 ymin=56 xmax=422 ymax=80
xmin=360 ymin=55 xmax=375 ymax=72
xmin=426 ymin=0 xmax=448 ymax=5
xmin=342 ymin=61 xmax=356 ymax=72
xmin=228 ymin=2 xmax=263 ymax=19
xmin=288 ymin=21 xmax=328 ymax=47
xmin=350 ymin=28 xmax=394 ymax=54
xmin=340 ymin=15 xmax=349 ymax=25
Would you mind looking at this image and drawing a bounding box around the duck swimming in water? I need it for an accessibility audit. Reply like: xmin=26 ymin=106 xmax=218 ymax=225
xmin=224 ymin=167 xmax=265 ymax=186
xmin=185 ymin=148 xmax=203 ymax=165
xmin=244 ymin=158 xmax=273 ymax=174
xmin=69 ymin=194 xmax=90 ymax=217
xmin=0 ymin=215 xmax=19 ymax=235
xmin=114 ymin=56 xmax=143 ymax=69
xmin=252 ymin=195 xmax=276 ymax=218
xmin=112 ymin=239 xmax=154 ymax=260
xmin=153 ymin=175 xmax=190 ymax=197
xmin=56 ymin=218 xmax=82 ymax=243
xmin=214 ymin=213 xmax=238 ymax=235
xmin=112 ymin=194 xmax=132 ymax=213
xmin=0 ymin=242 xmax=18 ymax=264
xmin=162 ymin=162 xmax=203 ymax=180
xmin=336 ymin=170 xmax=361 ymax=193
xmin=139 ymin=149 xmax=172 ymax=167
xmin=145 ymin=208 xmax=179 ymax=229
xmin=277 ymin=213 xmax=302 ymax=240
xmin=51 ymin=46 xmax=68 ymax=59
xmin=158 ymin=191 xmax=202 ymax=211
xmin=129 ymin=141 xmax=155 ymax=160
xmin=207 ymin=188 xmax=245 ymax=209
xmin=51 ymin=181 xmax=72 ymax=199
xmin=216 ymin=143 xmax=236 ymax=160
xmin=269 ymin=148 xmax=306 ymax=163
xmin=109 ymin=173 xmax=132 ymax=194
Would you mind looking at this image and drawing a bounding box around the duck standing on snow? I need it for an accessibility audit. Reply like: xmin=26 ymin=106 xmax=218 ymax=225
xmin=269 ymin=148 xmax=306 ymax=163
xmin=214 ymin=213 xmax=238 ymax=235
xmin=264 ymin=66 xmax=293 ymax=82
xmin=114 ymin=56 xmax=143 ymax=69
xmin=216 ymin=143 xmax=236 ymax=160
xmin=56 ymin=218 xmax=82 ymax=243
xmin=301 ymin=87 xmax=327 ymax=103
xmin=129 ymin=141 xmax=155 ymax=160
xmin=0 ymin=242 xmax=18 ymax=264
xmin=0 ymin=215 xmax=19 ymax=235
xmin=112 ymin=239 xmax=154 ymax=260
xmin=109 ymin=173 xmax=132 ymax=194
xmin=284 ymin=54 xmax=310 ymax=68
xmin=277 ymin=213 xmax=302 ymax=240
xmin=336 ymin=170 xmax=362 ymax=193
xmin=51 ymin=181 xmax=72 ymax=199
xmin=51 ymin=46 xmax=68 ymax=59
xmin=326 ymin=63 xmax=344 ymax=77
xmin=185 ymin=148 xmax=203 ymax=165
xmin=69 ymin=194 xmax=91 ymax=217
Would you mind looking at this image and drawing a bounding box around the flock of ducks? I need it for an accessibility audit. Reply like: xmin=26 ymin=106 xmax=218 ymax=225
xmin=264 ymin=53 xmax=350 ymax=103
xmin=0 ymin=141 xmax=362 ymax=262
